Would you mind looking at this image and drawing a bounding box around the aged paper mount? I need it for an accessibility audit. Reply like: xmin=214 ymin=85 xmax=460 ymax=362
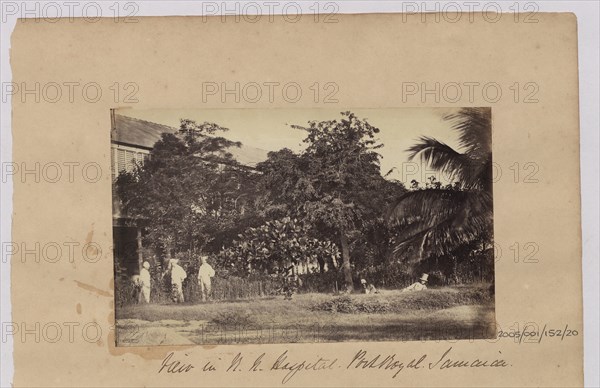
xmin=8 ymin=12 xmax=581 ymax=387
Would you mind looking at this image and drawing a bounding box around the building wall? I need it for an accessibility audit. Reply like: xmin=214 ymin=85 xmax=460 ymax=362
xmin=111 ymin=143 xmax=150 ymax=181
xmin=111 ymin=143 xmax=150 ymax=275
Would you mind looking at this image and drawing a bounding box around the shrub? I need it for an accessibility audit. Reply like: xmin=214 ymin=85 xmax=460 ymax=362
xmin=211 ymin=310 xmax=257 ymax=327
xmin=183 ymin=275 xmax=281 ymax=302
xmin=356 ymin=264 xmax=413 ymax=289
xmin=311 ymin=285 xmax=493 ymax=314
xmin=313 ymin=295 xmax=392 ymax=314
xmin=300 ymin=270 xmax=346 ymax=294
xmin=114 ymin=261 xmax=139 ymax=307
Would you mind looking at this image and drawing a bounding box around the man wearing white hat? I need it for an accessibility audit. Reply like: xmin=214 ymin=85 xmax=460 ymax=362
xmin=402 ymin=273 xmax=429 ymax=292
xmin=197 ymin=255 xmax=216 ymax=301
xmin=139 ymin=261 xmax=151 ymax=303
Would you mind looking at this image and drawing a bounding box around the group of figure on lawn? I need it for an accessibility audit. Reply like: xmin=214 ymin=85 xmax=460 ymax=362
xmin=133 ymin=253 xmax=429 ymax=303
xmin=359 ymin=273 xmax=428 ymax=294
xmin=278 ymin=264 xmax=303 ymax=300
xmin=133 ymin=255 xmax=215 ymax=304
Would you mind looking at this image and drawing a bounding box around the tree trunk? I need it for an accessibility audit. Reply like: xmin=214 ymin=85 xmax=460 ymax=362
xmin=328 ymin=254 xmax=337 ymax=271
xmin=340 ymin=228 xmax=353 ymax=293
xmin=419 ymin=232 xmax=428 ymax=262
xmin=136 ymin=228 xmax=143 ymax=272
xmin=317 ymin=256 xmax=325 ymax=273
xmin=452 ymin=255 xmax=459 ymax=284
xmin=165 ymin=244 xmax=172 ymax=269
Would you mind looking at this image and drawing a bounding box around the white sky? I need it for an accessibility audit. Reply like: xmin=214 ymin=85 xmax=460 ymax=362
xmin=117 ymin=107 xmax=465 ymax=184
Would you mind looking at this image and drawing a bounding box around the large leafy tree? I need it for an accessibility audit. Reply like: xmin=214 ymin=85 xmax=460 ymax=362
xmin=387 ymin=107 xmax=493 ymax=274
xmin=254 ymin=148 xmax=308 ymax=219
xmin=258 ymin=111 xmax=404 ymax=292
xmin=218 ymin=217 xmax=340 ymax=277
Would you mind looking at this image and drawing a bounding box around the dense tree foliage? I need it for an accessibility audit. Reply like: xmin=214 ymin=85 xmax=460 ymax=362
xmin=257 ymin=112 xmax=406 ymax=291
xmin=217 ymin=217 xmax=340 ymax=277
xmin=115 ymin=109 xmax=492 ymax=290
xmin=387 ymin=107 xmax=493 ymax=281
xmin=115 ymin=119 xmax=264 ymax=261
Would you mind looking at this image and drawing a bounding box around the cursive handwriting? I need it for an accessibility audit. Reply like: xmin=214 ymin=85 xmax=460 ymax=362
xmin=271 ymin=350 xmax=338 ymax=384
xmin=158 ymin=352 xmax=195 ymax=374
xmin=428 ymin=347 xmax=509 ymax=370
xmin=348 ymin=347 xmax=509 ymax=378
xmin=156 ymin=347 xmax=509 ymax=380
xmin=347 ymin=349 xmax=427 ymax=378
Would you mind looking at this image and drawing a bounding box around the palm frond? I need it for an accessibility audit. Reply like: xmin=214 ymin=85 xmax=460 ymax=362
xmin=407 ymin=137 xmax=472 ymax=183
xmin=392 ymin=208 xmax=492 ymax=258
xmin=443 ymin=107 xmax=492 ymax=162
xmin=389 ymin=189 xmax=492 ymax=257
xmin=387 ymin=189 xmax=471 ymax=226
xmin=390 ymin=107 xmax=493 ymax=264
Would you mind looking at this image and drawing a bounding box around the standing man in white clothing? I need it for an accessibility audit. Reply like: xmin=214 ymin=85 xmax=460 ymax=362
xmin=170 ymin=259 xmax=187 ymax=303
xmin=139 ymin=261 xmax=151 ymax=303
xmin=197 ymin=255 xmax=216 ymax=301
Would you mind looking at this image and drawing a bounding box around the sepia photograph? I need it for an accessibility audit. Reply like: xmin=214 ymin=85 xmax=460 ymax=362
xmin=111 ymin=107 xmax=495 ymax=346
xmin=3 ymin=5 xmax=593 ymax=387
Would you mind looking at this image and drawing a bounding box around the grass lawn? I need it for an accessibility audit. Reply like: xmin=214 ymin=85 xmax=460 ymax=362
xmin=115 ymin=285 xmax=495 ymax=345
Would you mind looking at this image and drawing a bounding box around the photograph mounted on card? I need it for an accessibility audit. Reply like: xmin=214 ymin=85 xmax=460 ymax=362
xmin=8 ymin=11 xmax=581 ymax=388
xmin=110 ymin=107 xmax=495 ymax=346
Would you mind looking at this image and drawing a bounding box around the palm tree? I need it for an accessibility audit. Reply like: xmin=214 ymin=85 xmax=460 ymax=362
xmin=387 ymin=107 xmax=493 ymax=274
